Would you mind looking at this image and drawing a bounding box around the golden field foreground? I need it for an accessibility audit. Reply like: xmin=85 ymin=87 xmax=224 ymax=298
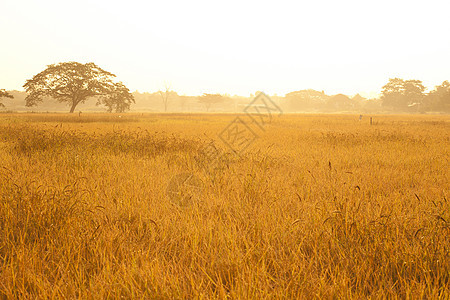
xmin=0 ymin=113 xmax=448 ymax=299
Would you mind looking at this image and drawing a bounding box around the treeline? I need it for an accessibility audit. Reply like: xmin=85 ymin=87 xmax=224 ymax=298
xmin=1 ymin=78 xmax=449 ymax=113
xmin=284 ymin=79 xmax=449 ymax=113
xmin=0 ymin=90 xmax=248 ymax=113
xmin=285 ymin=91 xmax=381 ymax=113
xmin=381 ymin=79 xmax=449 ymax=112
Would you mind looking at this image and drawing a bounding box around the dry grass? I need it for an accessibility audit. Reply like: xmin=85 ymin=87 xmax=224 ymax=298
xmin=0 ymin=113 xmax=448 ymax=298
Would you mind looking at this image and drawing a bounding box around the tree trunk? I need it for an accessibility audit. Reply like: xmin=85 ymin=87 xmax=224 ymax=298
xmin=69 ymin=101 xmax=78 ymax=113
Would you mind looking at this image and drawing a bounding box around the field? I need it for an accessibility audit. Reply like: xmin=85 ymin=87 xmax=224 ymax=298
xmin=0 ymin=113 xmax=448 ymax=298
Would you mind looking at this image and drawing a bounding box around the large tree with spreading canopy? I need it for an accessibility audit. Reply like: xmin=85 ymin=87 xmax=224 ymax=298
xmin=24 ymin=62 xmax=134 ymax=113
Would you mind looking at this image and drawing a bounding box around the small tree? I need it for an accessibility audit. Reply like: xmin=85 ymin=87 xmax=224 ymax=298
xmin=23 ymin=62 xmax=133 ymax=113
xmin=0 ymin=89 xmax=13 ymax=108
xmin=198 ymin=93 xmax=226 ymax=112
xmin=97 ymin=82 xmax=135 ymax=113
xmin=158 ymin=83 xmax=172 ymax=112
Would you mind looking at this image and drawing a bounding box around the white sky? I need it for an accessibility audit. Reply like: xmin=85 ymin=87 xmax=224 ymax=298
xmin=1 ymin=0 xmax=449 ymax=97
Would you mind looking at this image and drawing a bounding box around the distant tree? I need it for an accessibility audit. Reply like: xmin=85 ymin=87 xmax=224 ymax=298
xmin=198 ymin=93 xmax=226 ymax=112
xmin=362 ymin=98 xmax=382 ymax=113
xmin=23 ymin=62 xmax=133 ymax=113
xmin=404 ymin=80 xmax=426 ymax=107
xmin=381 ymin=78 xmax=406 ymax=109
xmin=350 ymin=94 xmax=365 ymax=111
xmin=158 ymin=83 xmax=174 ymax=112
xmin=352 ymin=94 xmax=366 ymax=102
xmin=0 ymin=89 xmax=13 ymax=108
xmin=427 ymin=80 xmax=450 ymax=112
xmin=285 ymin=89 xmax=328 ymax=111
xmin=326 ymin=94 xmax=355 ymax=111
xmin=381 ymin=78 xmax=425 ymax=110
xmin=97 ymin=82 xmax=135 ymax=113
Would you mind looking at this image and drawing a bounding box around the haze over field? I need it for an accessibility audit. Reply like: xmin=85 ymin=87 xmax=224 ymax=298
xmin=1 ymin=0 xmax=450 ymax=97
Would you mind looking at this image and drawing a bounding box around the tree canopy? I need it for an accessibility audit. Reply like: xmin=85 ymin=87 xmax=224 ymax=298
xmin=381 ymin=78 xmax=425 ymax=110
xmin=97 ymin=82 xmax=135 ymax=113
xmin=197 ymin=93 xmax=226 ymax=112
xmin=426 ymin=81 xmax=450 ymax=112
xmin=326 ymin=94 xmax=357 ymax=111
xmin=23 ymin=62 xmax=134 ymax=113
xmin=286 ymin=89 xmax=329 ymax=111
xmin=0 ymin=89 xmax=14 ymax=108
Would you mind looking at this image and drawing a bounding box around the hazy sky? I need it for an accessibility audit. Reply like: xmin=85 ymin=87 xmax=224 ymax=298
xmin=1 ymin=0 xmax=449 ymax=97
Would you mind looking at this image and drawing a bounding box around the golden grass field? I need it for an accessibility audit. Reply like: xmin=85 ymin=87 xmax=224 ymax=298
xmin=0 ymin=113 xmax=448 ymax=299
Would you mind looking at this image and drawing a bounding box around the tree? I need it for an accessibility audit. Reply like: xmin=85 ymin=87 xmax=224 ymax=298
xmin=197 ymin=93 xmax=226 ymax=112
xmin=404 ymin=79 xmax=425 ymax=107
xmin=158 ymin=83 xmax=174 ymax=112
xmin=23 ymin=62 xmax=133 ymax=113
xmin=427 ymin=81 xmax=450 ymax=112
xmin=381 ymin=78 xmax=406 ymax=109
xmin=97 ymin=82 xmax=135 ymax=113
xmin=0 ymin=89 xmax=13 ymax=108
xmin=326 ymin=94 xmax=355 ymax=111
xmin=352 ymin=94 xmax=366 ymax=102
xmin=285 ymin=89 xmax=328 ymax=111
xmin=381 ymin=78 xmax=425 ymax=110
